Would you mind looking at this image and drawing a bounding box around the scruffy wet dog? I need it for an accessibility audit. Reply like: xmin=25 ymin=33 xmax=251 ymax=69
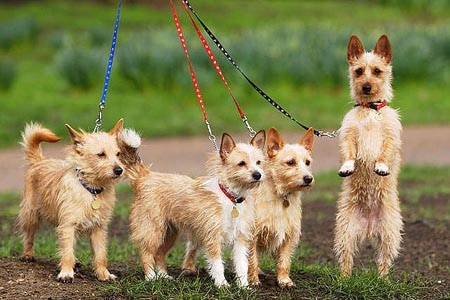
xmin=118 ymin=129 xmax=265 ymax=287
xmin=246 ymin=127 xmax=315 ymax=288
xmin=18 ymin=119 xmax=124 ymax=282
xmin=334 ymin=34 xmax=403 ymax=277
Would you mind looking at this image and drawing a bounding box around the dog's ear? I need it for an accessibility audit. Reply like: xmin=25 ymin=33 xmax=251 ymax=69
xmin=267 ymin=127 xmax=284 ymax=158
xmin=347 ymin=34 xmax=364 ymax=62
xmin=250 ymin=129 xmax=266 ymax=150
xmin=374 ymin=34 xmax=392 ymax=63
xmin=109 ymin=118 xmax=124 ymax=135
xmin=220 ymin=133 xmax=236 ymax=161
xmin=299 ymin=128 xmax=315 ymax=153
xmin=65 ymin=124 xmax=84 ymax=147
xmin=118 ymin=128 xmax=142 ymax=165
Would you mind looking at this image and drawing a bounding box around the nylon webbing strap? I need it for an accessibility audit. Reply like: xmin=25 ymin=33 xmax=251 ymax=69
xmin=181 ymin=0 xmax=340 ymax=138
xmin=182 ymin=2 xmax=256 ymax=137
xmin=94 ymin=0 xmax=122 ymax=132
xmin=170 ymin=0 xmax=217 ymax=150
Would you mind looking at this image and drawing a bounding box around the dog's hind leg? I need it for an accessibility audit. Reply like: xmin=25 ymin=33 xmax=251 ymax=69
xmin=90 ymin=226 xmax=116 ymax=281
xmin=182 ymin=240 xmax=199 ymax=274
xmin=334 ymin=203 xmax=361 ymax=278
xmin=18 ymin=187 xmax=39 ymax=262
xmin=154 ymin=226 xmax=178 ymax=278
xmin=375 ymin=205 xmax=402 ymax=277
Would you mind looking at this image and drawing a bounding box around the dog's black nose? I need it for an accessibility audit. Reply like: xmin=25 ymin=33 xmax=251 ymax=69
xmin=252 ymin=171 xmax=262 ymax=181
xmin=362 ymin=83 xmax=371 ymax=94
xmin=303 ymin=175 xmax=313 ymax=185
xmin=113 ymin=166 xmax=123 ymax=176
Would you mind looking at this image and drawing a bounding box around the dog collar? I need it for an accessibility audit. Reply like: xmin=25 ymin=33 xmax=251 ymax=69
xmin=76 ymin=169 xmax=104 ymax=195
xmin=218 ymin=182 xmax=245 ymax=204
xmin=354 ymin=100 xmax=387 ymax=111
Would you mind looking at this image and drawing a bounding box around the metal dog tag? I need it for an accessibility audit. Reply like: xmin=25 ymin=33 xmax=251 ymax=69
xmin=91 ymin=199 xmax=101 ymax=210
xmin=231 ymin=206 xmax=239 ymax=218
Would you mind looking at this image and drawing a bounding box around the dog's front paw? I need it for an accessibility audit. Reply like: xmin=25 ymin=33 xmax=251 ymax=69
xmin=96 ymin=268 xmax=117 ymax=281
xmin=181 ymin=268 xmax=197 ymax=276
xmin=57 ymin=269 xmax=75 ymax=283
xmin=339 ymin=160 xmax=355 ymax=177
xmin=249 ymin=278 xmax=261 ymax=287
xmin=278 ymin=277 xmax=295 ymax=289
xmin=374 ymin=162 xmax=390 ymax=176
xmin=20 ymin=255 xmax=36 ymax=263
xmin=236 ymin=277 xmax=249 ymax=288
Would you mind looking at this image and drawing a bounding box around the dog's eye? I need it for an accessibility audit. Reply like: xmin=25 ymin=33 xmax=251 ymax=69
xmin=256 ymin=160 xmax=261 ymax=165
xmin=286 ymin=159 xmax=296 ymax=166
xmin=97 ymin=152 xmax=106 ymax=158
xmin=116 ymin=152 xmax=121 ymax=157
xmin=238 ymin=161 xmax=246 ymax=167
xmin=355 ymin=68 xmax=363 ymax=76
xmin=373 ymin=68 xmax=381 ymax=75
xmin=305 ymin=159 xmax=311 ymax=166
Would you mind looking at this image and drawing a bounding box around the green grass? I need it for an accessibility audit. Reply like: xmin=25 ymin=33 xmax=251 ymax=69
xmin=0 ymin=0 xmax=449 ymax=147
xmin=0 ymin=165 xmax=448 ymax=299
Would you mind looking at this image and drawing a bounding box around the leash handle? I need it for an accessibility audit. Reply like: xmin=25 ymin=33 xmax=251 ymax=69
xmin=94 ymin=0 xmax=122 ymax=133
xmin=182 ymin=0 xmax=339 ymax=138
xmin=170 ymin=0 xmax=218 ymax=150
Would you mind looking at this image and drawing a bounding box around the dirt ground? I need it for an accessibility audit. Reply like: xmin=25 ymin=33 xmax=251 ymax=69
xmin=0 ymin=125 xmax=449 ymax=299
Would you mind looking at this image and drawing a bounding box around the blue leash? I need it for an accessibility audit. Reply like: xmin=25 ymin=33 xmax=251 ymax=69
xmin=94 ymin=0 xmax=122 ymax=132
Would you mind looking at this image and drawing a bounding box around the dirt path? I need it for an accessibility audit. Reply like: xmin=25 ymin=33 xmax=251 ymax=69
xmin=1 ymin=125 xmax=449 ymax=192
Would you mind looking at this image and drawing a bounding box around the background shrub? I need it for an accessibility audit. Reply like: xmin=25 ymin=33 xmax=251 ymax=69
xmin=0 ymin=58 xmax=16 ymax=91
xmin=54 ymin=46 xmax=105 ymax=90
xmin=0 ymin=17 xmax=38 ymax=50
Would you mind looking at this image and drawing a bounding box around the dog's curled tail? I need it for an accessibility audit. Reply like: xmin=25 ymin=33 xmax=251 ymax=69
xmin=21 ymin=123 xmax=61 ymax=165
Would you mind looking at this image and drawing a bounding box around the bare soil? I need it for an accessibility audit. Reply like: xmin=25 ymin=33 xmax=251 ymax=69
xmin=0 ymin=125 xmax=449 ymax=299
xmin=1 ymin=195 xmax=448 ymax=299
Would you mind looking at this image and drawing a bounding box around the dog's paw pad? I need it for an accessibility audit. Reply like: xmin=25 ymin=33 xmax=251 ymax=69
xmin=374 ymin=163 xmax=390 ymax=176
xmin=339 ymin=160 xmax=355 ymax=177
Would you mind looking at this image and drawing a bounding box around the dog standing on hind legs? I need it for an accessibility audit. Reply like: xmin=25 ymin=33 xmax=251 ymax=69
xmin=18 ymin=119 xmax=124 ymax=283
xmin=334 ymin=34 xmax=403 ymax=278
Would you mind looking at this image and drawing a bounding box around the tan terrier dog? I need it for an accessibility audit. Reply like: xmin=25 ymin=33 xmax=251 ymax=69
xmin=18 ymin=119 xmax=124 ymax=283
xmin=247 ymin=127 xmax=315 ymax=288
xmin=118 ymin=128 xmax=265 ymax=287
xmin=335 ymin=34 xmax=403 ymax=277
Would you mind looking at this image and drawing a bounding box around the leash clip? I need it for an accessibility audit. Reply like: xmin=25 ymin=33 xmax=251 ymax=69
xmin=93 ymin=104 xmax=105 ymax=133
xmin=205 ymin=120 xmax=218 ymax=151
xmin=316 ymin=128 xmax=340 ymax=138
xmin=242 ymin=116 xmax=257 ymax=138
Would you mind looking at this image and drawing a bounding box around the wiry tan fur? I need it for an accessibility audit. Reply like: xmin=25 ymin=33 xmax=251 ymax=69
xmin=118 ymin=129 xmax=265 ymax=287
xmin=248 ymin=127 xmax=315 ymax=288
xmin=335 ymin=35 xmax=403 ymax=278
xmin=18 ymin=119 xmax=124 ymax=283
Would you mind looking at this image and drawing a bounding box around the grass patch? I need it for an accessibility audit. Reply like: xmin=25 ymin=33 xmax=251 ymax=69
xmin=0 ymin=165 xmax=448 ymax=298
